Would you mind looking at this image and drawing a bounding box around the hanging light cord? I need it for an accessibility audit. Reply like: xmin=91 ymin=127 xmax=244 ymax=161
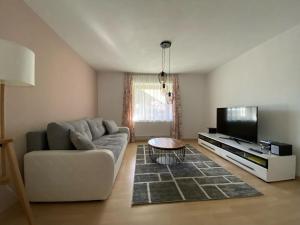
xmin=161 ymin=47 xmax=165 ymax=71
xmin=168 ymin=46 xmax=171 ymax=85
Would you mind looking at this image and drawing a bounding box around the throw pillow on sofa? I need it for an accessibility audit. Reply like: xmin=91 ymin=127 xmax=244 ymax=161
xmin=70 ymin=130 xmax=96 ymax=150
xmin=47 ymin=122 xmax=75 ymax=150
xmin=47 ymin=119 xmax=92 ymax=150
xmin=103 ymin=120 xmax=119 ymax=134
xmin=87 ymin=118 xmax=106 ymax=140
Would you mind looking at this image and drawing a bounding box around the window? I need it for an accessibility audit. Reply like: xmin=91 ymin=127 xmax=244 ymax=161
xmin=132 ymin=74 xmax=173 ymax=122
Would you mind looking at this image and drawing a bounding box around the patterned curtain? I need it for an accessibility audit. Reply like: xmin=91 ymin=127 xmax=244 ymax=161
xmin=122 ymin=73 xmax=135 ymax=142
xmin=170 ymin=74 xmax=182 ymax=139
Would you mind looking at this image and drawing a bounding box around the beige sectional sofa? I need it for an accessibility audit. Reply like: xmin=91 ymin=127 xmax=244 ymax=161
xmin=24 ymin=118 xmax=129 ymax=202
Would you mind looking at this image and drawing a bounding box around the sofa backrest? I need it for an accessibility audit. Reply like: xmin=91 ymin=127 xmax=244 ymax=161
xmin=27 ymin=118 xmax=106 ymax=151
xmin=27 ymin=130 xmax=49 ymax=152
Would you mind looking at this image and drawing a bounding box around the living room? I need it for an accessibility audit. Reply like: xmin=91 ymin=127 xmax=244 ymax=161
xmin=0 ymin=0 xmax=300 ymax=224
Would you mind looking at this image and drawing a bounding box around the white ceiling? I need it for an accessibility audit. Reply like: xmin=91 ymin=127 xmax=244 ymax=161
xmin=25 ymin=0 xmax=300 ymax=74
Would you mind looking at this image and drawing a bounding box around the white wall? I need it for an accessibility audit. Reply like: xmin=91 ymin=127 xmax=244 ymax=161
xmin=97 ymin=72 xmax=207 ymax=138
xmin=206 ymin=24 xmax=300 ymax=175
xmin=180 ymin=73 xmax=207 ymax=138
xmin=97 ymin=72 xmax=124 ymax=125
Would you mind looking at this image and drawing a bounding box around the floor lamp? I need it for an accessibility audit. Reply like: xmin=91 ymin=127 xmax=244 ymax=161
xmin=0 ymin=39 xmax=35 ymax=225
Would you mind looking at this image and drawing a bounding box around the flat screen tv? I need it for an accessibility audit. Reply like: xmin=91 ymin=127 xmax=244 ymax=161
xmin=217 ymin=106 xmax=258 ymax=143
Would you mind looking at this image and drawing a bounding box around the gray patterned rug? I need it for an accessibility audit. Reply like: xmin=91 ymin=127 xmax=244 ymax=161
xmin=132 ymin=144 xmax=262 ymax=205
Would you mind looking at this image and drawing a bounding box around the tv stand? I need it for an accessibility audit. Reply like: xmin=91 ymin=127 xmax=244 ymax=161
xmin=198 ymin=132 xmax=296 ymax=182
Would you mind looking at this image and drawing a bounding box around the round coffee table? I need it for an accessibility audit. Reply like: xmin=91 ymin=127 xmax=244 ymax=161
xmin=148 ymin=138 xmax=186 ymax=165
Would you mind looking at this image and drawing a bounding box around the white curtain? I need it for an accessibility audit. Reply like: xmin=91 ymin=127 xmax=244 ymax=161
xmin=132 ymin=74 xmax=172 ymax=122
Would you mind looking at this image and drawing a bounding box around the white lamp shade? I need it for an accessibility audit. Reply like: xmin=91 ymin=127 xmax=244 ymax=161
xmin=0 ymin=38 xmax=35 ymax=86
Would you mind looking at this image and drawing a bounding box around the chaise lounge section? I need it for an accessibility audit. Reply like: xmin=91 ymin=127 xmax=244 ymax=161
xmin=24 ymin=118 xmax=129 ymax=202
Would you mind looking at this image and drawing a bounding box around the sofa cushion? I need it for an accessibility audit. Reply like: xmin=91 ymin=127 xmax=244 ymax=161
xmin=70 ymin=130 xmax=96 ymax=150
xmin=103 ymin=120 xmax=119 ymax=134
xmin=68 ymin=120 xmax=92 ymax=140
xmin=87 ymin=118 xmax=106 ymax=140
xmin=93 ymin=133 xmax=128 ymax=162
xmin=47 ymin=119 xmax=92 ymax=150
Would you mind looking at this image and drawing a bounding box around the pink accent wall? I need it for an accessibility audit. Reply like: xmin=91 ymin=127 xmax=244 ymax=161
xmin=0 ymin=0 xmax=97 ymax=211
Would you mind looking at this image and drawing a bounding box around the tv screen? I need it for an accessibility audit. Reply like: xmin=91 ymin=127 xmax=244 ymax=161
xmin=217 ymin=106 xmax=258 ymax=143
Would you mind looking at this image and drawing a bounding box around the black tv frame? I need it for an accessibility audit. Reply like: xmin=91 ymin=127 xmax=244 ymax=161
xmin=217 ymin=106 xmax=258 ymax=144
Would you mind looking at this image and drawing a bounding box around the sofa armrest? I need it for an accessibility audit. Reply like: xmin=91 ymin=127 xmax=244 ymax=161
xmin=24 ymin=149 xmax=115 ymax=202
xmin=118 ymin=127 xmax=130 ymax=142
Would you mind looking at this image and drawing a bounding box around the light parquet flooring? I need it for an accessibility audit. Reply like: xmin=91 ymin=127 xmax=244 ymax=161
xmin=1 ymin=140 xmax=300 ymax=225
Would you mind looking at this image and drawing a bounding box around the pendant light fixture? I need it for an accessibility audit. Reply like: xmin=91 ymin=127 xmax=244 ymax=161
xmin=158 ymin=41 xmax=170 ymax=84
xmin=160 ymin=82 xmax=168 ymax=94
xmin=166 ymin=90 xmax=174 ymax=104
xmin=165 ymin=42 xmax=174 ymax=104
xmin=158 ymin=40 xmax=173 ymax=104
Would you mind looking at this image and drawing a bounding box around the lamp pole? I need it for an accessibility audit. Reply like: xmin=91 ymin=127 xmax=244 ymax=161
xmin=1 ymin=84 xmax=6 ymax=178
xmin=0 ymin=83 xmax=35 ymax=225
xmin=0 ymin=38 xmax=35 ymax=225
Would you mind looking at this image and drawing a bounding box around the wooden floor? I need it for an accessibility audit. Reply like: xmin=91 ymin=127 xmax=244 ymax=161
xmin=1 ymin=140 xmax=300 ymax=225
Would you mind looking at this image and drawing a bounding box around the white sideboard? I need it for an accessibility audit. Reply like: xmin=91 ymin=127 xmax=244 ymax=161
xmin=198 ymin=132 xmax=296 ymax=182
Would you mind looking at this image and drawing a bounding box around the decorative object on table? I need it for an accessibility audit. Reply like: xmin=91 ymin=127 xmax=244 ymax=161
xmin=0 ymin=38 xmax=35 ymax=225
xmin=157 ymin=40 xmax=174 ymax=104
xmin=259 ymin=140 xmax=292 ymax=156
xmin=270 ymin=142 xmax=292 ymax=156
xmin=148 ymin=138 xmax=186 ymax=165
xmin=132 ymin=144 xmax=262 ymax=205
xmin=259 ymin=140 xmax=272 ymax=154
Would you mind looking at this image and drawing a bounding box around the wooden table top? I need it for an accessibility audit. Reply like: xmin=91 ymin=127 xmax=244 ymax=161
xmin=148 ymin=138 xmax=185 ymax=150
